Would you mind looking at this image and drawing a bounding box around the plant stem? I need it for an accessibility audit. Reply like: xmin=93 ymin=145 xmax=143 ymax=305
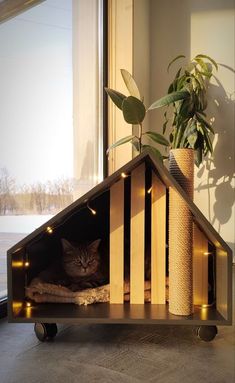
xmin=139 ymin=123 xmax=142 ymax=153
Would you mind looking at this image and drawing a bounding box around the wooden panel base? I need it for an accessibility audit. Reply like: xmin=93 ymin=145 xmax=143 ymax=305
xmin=12 ymin=302 xmax=228 ymax=325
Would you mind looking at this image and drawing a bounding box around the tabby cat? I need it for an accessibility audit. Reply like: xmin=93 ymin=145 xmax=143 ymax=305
xmin=38 ymin=237 xmax=152 ymax=292
xmin=38 ymin=238 xmax=108 ymax=291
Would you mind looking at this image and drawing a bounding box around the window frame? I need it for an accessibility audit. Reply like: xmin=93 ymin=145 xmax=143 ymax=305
xmin=0 ymin=0 xmax=108 ymax=319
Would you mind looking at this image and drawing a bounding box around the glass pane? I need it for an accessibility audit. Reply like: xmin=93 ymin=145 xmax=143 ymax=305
xmin=0 ymin=0 xmax=104 ymax=301
xmin=0 ymin=0 xmax=73 ymax=298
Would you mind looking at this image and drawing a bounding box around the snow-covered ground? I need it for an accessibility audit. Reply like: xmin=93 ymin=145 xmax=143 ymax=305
xmin=0 ymin=215 xmax=53 ymax=234
xmin=0 ymin=215 xmax=53 ymax=295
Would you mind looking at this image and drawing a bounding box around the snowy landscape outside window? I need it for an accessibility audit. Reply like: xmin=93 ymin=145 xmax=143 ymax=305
xmin=0 ymin=0 xmax=105 ymax=300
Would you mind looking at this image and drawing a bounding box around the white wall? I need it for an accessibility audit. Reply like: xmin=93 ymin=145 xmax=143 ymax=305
xmin=149 ymin=0 xmax=235 ymax=256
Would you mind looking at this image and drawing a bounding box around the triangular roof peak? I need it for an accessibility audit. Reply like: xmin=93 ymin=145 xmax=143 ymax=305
xmin=8 ymin=149 xmax=232 ymax=256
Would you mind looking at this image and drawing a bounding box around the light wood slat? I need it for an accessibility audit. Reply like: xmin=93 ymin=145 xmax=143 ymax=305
xmin=110 ymin=179 xmax=124 ymax=303
xmin=130 ymin=163 xmax=145 ymax=304
xmin=151 ymin=173 xmax=166 ymax=304
xmin=216 ymin=248 xmax=228 ymax=320
xmin=193 ymin=224 xmax=208 ymax=305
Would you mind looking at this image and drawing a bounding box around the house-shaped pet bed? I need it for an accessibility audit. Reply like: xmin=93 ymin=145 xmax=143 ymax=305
xmin=7 ymin=151 xmax=232 ymax=333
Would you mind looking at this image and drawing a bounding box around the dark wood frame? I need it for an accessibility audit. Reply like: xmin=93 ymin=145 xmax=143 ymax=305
xmin=7 ymin=151 xmax=233 ymax=326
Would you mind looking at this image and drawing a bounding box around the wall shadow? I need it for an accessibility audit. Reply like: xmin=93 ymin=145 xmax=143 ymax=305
xmin=195 ymin=75 xmax=235 ymax=234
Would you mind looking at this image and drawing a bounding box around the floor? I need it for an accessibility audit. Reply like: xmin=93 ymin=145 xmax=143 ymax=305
xmin=0 ymin=269 xmax=234 ymax=383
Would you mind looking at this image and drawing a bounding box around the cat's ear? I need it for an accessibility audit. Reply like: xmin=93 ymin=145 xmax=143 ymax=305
xmin=88 ymin=239 xmax=101 ymax=253
xmin=61 ymin=238 xmax=73 ymax=253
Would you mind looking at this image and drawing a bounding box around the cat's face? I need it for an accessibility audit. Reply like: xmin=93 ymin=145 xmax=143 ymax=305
xmin=61 ymin=239 xmax=101 ymax=278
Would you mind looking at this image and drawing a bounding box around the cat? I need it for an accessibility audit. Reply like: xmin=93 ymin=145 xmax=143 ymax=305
xmin=37 ymin=237 xmax=152 ymax=293
xmin=38 ymin=238 xmax=108 ymax=291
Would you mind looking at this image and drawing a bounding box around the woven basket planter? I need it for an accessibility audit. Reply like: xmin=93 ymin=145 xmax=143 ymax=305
xmin=169 ymin=148 xmax=194 ymax=316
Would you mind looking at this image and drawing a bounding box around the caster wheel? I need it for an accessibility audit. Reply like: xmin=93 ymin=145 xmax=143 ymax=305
xmin=34 ymin=323 xmax=58 ymax=342
xmin=195 ymin=325 xmax=218 ymax=342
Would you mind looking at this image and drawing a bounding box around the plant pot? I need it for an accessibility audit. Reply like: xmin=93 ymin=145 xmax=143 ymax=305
xmin=169 ymin=148 xmax=194 ymax=316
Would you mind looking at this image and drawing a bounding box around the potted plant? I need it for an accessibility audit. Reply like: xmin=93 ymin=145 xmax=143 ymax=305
xmin=157 ymin=54 xmax=217 ymax=168
xmin=156 ymin=54 xmax=218 ymax=316
xmin=105 ymin=69 xmax=189 ymax=160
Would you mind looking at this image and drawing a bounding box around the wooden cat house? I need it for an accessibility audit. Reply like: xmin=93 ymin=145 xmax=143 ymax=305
xmin=7 ymin=150 xmax=232 ymax=341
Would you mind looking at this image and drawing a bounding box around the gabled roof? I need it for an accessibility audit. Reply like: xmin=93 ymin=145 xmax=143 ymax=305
xmin=8 ymin=149 xmax=232 ymax=256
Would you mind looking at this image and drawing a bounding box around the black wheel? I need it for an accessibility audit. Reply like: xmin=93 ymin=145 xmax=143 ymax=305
xmin=34 ymin=323 xmax=58 ymax=342
xmin=195 ymin=325 xmax=218 ymax=342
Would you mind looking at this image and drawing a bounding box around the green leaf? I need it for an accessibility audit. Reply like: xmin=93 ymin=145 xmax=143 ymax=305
xmin=122 ymin=96 xmax=146 ymax=124
xmin=120 ymin=69 xmax=141 ymax=100
xmin=199 ymin=124 xmax=213 ymax=154
xmin=196 ymin=113 xmax=214 ymax=134
xmin=181 ymin=120 xmax=197 ymax=146
xmin=195 ymin=147 xmax=203 ymax=167
xmin=197 ymin=89 xmax=207 ymax=111
xmin=174 ymin=123 xmax=186 ymax=148
xmin=195 ymin=54 xmax=218 ymax=70
xmin=105 ymin=88 xmax=126 ymax=110
xmin=194 ymin=131 xmax=204 ymax=166
xmin=144 ymin=131 xmax=169 ymax=146
xmin=187 ymin=132 xmax=198 ymax=148
xmin=197 ymin=70 xmax=212 ymax=79
xmin=162 ymin=110 xmax=169 ymax=134
xmin=176 ymin=75 xmax=187 ymax=90
xmin=168 ymin=82 xmax=174 ymax=94
xmin=106 ymin=135 xmax=135 ymax=154
xmin=141 ymin=145 xmax=163 ymax=161
xmin=175 ymin=67 xmax=182 ymax=79
xmin=178 ymin=96 xmax=194 ymax=118
xmin=195 ymin=71 xmax=206 ymax=89
xmin=148 ymin=91 xmax=189 ymax=110
xmin=194 ymin=58 xmax=211 ymax=77
xmin=167 ymin=55 xmax=186 ymax=72
xmin=132 ymin=139 xmax=140 ymax=153
xmin=168 ymin=68 xmax=182 ymax=92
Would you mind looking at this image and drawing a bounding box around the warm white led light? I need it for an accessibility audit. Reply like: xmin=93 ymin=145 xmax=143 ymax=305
xmin=87 ymin=203 xmax=97 ymax=215
xmin=46 ymin=226 xmax=53 ymax=234
xmin=147 ymin=186 xmax=152 ymax=194
xmin=24 ymin=261 xmax=30 ymax=267
xmin=121 ymin=172 xmax=128 ymax=178
xmin=12 ymin=261 xmax=24 ymax=268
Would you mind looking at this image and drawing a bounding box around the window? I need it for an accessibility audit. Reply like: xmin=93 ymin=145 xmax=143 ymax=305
xmin=0 ymin=0 xmax=106 ymax=305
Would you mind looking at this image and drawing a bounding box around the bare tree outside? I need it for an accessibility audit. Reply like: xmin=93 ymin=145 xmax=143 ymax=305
xmin=0 ymin=168 xmax=74 ymax=215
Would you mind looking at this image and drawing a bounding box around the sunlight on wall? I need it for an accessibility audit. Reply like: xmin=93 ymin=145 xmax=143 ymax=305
xmin=191 ymin=5 xmax=235 ymax=256
xmin=149 ymin=0 xmax=235 ymax=257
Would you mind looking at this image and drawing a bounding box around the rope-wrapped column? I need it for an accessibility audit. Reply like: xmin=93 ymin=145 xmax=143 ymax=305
xmin=169 ymin=148 xmax=194 ymax=316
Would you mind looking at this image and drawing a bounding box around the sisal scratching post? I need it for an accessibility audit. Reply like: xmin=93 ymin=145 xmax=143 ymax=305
xmin=169 ymin=148 xmax=194 ymax=316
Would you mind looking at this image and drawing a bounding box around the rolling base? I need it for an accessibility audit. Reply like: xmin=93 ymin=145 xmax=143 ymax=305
xmin=33 ymin=322 xmax=218 ymax=342
xmin=34 ymin=323 xmax=58 ymax=342
xmin=194 ymin=325 xmax=218 ymax=342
